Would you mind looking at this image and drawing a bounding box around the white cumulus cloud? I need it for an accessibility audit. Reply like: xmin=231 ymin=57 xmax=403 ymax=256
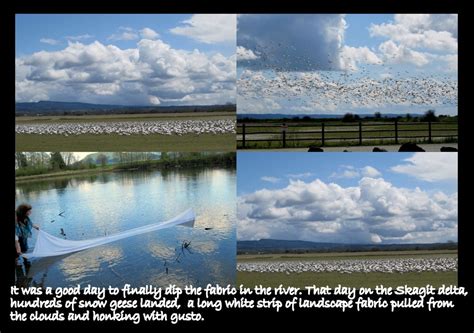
xmin=369 ymin=14 xmax=457 ymax=69
xmin=238 ymin=177 xmax=457 ymax=244
xmin=331 ymin=165 xmax=381 ymax=179
xmin=16 ymin=38 xmax=236 ymax=105
xmin=286 ymin=172 xmax=314 ymax=179
xmin=40 ymin=38 xmax=60 ymax=45
xmin=65 ymin=34 xmax=93 ymax=41
xmin=378 ymin=40 xmax=430 ymax=67
xmin=148 ymin=96 xmax=161 ymax=105
xmin=140 ymin=28 xmax=159 ymax=40
xmin=108 ymin=27 xmax=139 ymax=41
xmin=237 ymin=46 xmax=259 ymax=61
xmin=261 ymin=176 xmax=281 ymax=183
xmin=170 ymin=14 xmax=236 ymax=44
xmin=340 ymin=46 xmax=382 ymax=71
xmin=391 ymin=153 xmax=457 ymax=182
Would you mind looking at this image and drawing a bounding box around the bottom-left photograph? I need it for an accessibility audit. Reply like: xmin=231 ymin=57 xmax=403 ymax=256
xmin=14 ymin=151 xmax=236 ymax=288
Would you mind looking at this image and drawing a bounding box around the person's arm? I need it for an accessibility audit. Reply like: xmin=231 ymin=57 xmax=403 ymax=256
xmin=15 ymin=235 xmax=21 ymax=255
xmin=28 ymin=218 xmax=39 ymax=230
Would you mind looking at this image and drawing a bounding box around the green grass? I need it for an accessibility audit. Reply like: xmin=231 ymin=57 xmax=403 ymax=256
xmin=238 ymin=137 xmax=457 ymax=150
xmin=16 ymin=112 xmax=236 ymax=151
xmin=16 ymin=133 xmax=236 ymax=151
xmin=16 ymin=112 xmax=234 ymax=123
xmin=237 ymin=271 xmax=457 ymax=288
xmin=15 ymin=167 xmax=113 ymax=182
xmin=237 ymin=121 xmax=458 ymax=149
xmin=238 ymin=250 xmax=458 ymax=262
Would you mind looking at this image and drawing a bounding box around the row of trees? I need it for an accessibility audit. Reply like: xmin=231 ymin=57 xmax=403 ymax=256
xmin=342 ymin=110 xmax=444 ymax=123
xmin=15 ymin=152 xmax=231 ymax=176
xmin=15 ymin=152 xmax=97 ymax=176
xmin=15 ymin=152 xmax=78 ymax=171
xmin=241 ymin=110 xmax=454 ymax=123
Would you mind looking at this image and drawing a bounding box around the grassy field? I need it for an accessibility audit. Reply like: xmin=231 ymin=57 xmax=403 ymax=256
xmin=16 ymin=111 xmax=234 ymax=123
xmin=237 ymin=250 xmax=458 ymax=288
xmin=237 ymin=271 xmax=457 ymax=288
xmin=238 ymin=250 xmax=458 ymax=261
xmin=237 ymin=121 xmax=458 ymax=149
xmin=16 ymin=112 xmax=236 ymax=151
xmin=16 ymin=133 xmax=236 ymax=151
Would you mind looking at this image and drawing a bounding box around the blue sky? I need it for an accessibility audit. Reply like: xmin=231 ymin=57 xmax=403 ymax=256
xmin=237 ymin=14 xmax=458 ymax=115
xmin=343 ymin=14 xmax=392 ymax=49
xmin=16 ymin=14 xmax=236 ymax=106
xmin=16 ymin=14 xmax=235 ymax=57
xmin=237 ymin=152 xmax=457 ymax=195
xmin=237 ymin=152 xmax=457 ymax=244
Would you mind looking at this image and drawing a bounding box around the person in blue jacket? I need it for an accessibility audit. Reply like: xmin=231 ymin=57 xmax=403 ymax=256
xmin=15 ymin=213 xmax=22 ymax=265
xmin=15 ymin=204 xmax=39 ymax=254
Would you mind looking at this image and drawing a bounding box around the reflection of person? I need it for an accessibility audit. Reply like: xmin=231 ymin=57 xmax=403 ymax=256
xmin=15 ymin=204 xmax=39 ymax=255
xmin=15 ymin=259 xmax=32 ymax=287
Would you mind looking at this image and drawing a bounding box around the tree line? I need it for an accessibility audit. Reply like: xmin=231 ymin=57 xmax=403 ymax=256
xmin=15 ymin=152 xmax=235 ymax=177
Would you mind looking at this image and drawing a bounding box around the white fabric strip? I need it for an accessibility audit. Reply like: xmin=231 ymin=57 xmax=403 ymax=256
xmin=29 ymin=208 xmax=195 ymax=258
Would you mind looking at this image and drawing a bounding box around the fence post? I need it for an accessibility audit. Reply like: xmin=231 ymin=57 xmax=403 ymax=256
xmin=428 ymin=121 xmax=432 ymax=143
xmin=242 ymin=123 xmax=246 ymax=149
xmin=394 ymin=119 xmax=398 ymax=144
xmin=321 ymin=122 xmax=325 ymax=147
xmin=282 ymin=123 xmax=286 ymax=148
xmin=359 ymin=122 xmax=362 ymax=145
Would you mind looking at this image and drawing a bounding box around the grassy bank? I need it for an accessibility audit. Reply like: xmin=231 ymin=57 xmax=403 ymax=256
xmin=16 ymin=133 xmax=236 ymax=151
xmin=237 ymin=271 xmax=457 ymax=289
xmin=15 ymin=167 xmax=115 ymax=182
xmin=238 ymin=250 xmax=458 ymax=262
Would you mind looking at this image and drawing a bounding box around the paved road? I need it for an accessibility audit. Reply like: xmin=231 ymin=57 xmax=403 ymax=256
xmin=240 ymin=143 xmax=458 ymax=152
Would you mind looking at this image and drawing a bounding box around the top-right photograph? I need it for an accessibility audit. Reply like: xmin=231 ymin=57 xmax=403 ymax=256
xmin=237 ymin=14 xmax=458 ymax=152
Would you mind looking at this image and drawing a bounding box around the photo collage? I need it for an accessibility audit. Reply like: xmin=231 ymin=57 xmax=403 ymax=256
xmin=15 ymin=14 xmax=458 ymax=291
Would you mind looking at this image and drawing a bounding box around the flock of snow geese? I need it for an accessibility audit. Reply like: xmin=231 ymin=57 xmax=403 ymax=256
xmin=237 ymin=257 xmax=457 ymax=274
xmin=16 ymin=119 xmax=236 ymax=136
xmin=238 ymin=42 xmax=458 ymax=110
xmin=238 ymin=72 xmax=458 ymax=109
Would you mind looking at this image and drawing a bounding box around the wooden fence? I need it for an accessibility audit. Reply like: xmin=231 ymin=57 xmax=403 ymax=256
xmin=237 ymin=121 xmax=458 ymax=148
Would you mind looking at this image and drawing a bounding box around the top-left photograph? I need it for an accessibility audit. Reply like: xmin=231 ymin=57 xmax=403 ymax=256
xmin=15 ymin=14 xmax=236 ymax=151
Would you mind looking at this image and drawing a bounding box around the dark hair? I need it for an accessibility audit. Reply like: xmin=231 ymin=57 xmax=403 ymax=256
xmin=16 ymin=204 xmax=32 ymax=226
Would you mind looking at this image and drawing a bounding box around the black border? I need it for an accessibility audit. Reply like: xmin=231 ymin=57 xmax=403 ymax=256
xmin=3 ymin=1 xmax=470 ymax=330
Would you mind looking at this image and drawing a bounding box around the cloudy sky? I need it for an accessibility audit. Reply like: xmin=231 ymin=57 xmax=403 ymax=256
xmin=16 ymin=14 xmax=236 ymax=106
xmin=237 ymin=14 xmax=458 ymax=115
xmin=238 ymin=153 xmax=457 ymax=244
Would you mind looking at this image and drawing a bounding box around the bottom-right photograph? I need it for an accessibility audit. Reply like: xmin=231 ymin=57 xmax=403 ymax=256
xmin=236 ymin=152 xmax=458 ymax=288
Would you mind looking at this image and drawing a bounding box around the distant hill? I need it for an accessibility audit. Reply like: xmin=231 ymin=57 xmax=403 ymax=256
xmin=16 ymin=101 xmax=236 ymax=115
xmin=237 ymin=113 xmax=424 ymax=120
xmin=16 ymin=101 xmax=128 ymax=112
xmin=237 ymin=239 xmax=458 ymax=254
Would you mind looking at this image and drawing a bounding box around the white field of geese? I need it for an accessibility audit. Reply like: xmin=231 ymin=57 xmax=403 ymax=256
xmin=237 ymin=257 xmax=457 ymax=275
xmin=16 ymin=119 xmax=236 ymax=136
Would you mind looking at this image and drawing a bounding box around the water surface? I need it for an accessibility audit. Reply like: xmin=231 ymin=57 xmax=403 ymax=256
xmin=15 ymin=167 xmax=236 ymax=288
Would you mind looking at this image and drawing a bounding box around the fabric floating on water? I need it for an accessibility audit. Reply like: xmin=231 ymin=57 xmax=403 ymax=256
xmin=29 ymin=208 xmax=195 ymax=258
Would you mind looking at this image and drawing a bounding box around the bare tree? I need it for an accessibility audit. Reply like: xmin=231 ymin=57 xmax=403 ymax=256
xmin=96 ymin=154 xmax=108 ymax=167
xmin=61 ymin=152 xmax=76 ymax=166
